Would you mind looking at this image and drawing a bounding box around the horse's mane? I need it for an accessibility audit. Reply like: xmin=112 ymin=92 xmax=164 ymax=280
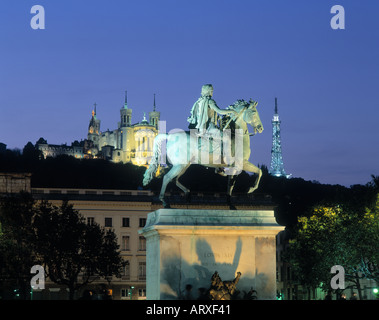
xmin=228 ymin=99 xmax=248 ymax=111
xmin=221 ymin=99 xmax=248 ymax=129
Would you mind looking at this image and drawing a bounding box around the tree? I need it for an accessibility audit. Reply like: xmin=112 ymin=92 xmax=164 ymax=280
xmin=0 ymin=192 xmax=38 ymax=299
xmin=33 ymin=201 xmax=124 ymax=300
xmin=287 ymin=200 xmax=379 ymax=298
xmin=368 ymin=175 xmax=379 ymax=190
xmin=0 ymin=194 xmax=124 ymax=300
xmin=353 ymin=195 xmax=379 ymax=284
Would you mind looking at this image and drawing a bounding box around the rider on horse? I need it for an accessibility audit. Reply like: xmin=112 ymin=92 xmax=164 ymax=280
xmin=187 ymin=84 xmax=236 ymax=135
xmin=187 ymin=84 xmax=236 ymax=175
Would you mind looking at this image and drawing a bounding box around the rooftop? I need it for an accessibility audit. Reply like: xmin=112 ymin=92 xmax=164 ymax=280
xmin=30 ymin=187 xmax=275 ymax=209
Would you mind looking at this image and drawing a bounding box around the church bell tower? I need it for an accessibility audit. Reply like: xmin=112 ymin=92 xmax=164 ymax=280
xmin=120 ymin=90 xmax=132 ymax=127
xmin=88 ymin=103 xmax=100 ymax=147
xmin=149 ymin=93 xmax=160 ymax=130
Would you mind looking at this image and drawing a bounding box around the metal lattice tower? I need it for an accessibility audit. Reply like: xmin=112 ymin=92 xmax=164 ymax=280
xmin=269 ymin=98 xmax=289 ymax=178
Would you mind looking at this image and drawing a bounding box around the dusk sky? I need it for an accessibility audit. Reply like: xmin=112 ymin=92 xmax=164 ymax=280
xmin=0 ymin=0 xmax=378 ymax=187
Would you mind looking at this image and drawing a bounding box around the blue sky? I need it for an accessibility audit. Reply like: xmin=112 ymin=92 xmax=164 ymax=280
xmin=0 ymin=0 xmax=378 ymax=186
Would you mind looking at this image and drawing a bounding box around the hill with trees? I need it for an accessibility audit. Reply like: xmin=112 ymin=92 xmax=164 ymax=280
xmin=1 ymin=141 xmax=378 ymax=226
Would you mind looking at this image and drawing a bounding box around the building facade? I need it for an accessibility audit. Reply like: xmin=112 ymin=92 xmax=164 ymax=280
xmin=36 ymin=138 xmax=84 ymax=159
xmin=36 ymin=92 xmax=160 ymax=166
xmin=0 ymin=172 xmax=32 ymax=194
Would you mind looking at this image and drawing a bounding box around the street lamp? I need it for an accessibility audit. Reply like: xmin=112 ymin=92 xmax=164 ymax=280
xmin=129 ymin=286 xmax=135 ymax=300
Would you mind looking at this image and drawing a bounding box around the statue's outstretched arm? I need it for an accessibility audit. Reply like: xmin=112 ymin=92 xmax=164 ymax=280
xmin=208 ymin=99 xmax=236 ymax=116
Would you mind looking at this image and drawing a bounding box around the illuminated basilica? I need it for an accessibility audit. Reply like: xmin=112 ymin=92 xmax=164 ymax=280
xmin=37 ymin=92 xmax=160 ymax=166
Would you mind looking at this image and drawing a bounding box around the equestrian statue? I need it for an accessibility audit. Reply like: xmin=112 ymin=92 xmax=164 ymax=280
xmin=143 ymin=84 xmax=264 ymax=208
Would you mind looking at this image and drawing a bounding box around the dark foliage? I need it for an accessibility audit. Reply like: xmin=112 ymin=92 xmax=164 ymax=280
xmin=1 ymin=142 xmax=377 ymax=228
xmin=0 ymin=192 xmax=124 ymax=300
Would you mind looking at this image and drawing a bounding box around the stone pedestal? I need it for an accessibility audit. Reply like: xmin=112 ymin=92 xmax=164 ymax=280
xmin=139 ymin=209 xmax=284 ymax=300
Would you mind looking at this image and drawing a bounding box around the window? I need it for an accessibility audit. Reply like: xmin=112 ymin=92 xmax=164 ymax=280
xmin=122 ymin=236 xmax=130 ymax=251
xmin=139 ymin=236 xmax=146 ymax=251
xmin=87 ymin=217 xmax=95 ymax=226
xmin=123 ymin=260 xmax=130 ymax=279
xmin=121 ymin=288 xmax=132 ymax=299
xmin=139 ymin=289 xmax=146 ymax=298
xmin=138 ymin=262 xmax=146 ymax=280
xmin=122 ymin=217 xmax=130 ymax=227
xmin=139 ymin=218 xmax=147 ymax=228
xmin=105 ymin=217 xmax=112 ymax=227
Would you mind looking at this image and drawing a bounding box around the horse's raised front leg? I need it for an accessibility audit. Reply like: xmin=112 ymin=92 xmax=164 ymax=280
xmin=159 ymin=164 xmax=189 ymax=208
xmin=243 ymin=161 xmax=262 ymax=193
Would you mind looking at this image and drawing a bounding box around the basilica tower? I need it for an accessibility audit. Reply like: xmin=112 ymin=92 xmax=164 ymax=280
xmin=120 ymin=90 xmax=132 ymax=128
xmin=149 ymin=94 xmax=160 ymax=130
xmin=88 ymin=103 xmax=100 ymax=148
xmin=119 ymin=90 xmax=133 ymax=153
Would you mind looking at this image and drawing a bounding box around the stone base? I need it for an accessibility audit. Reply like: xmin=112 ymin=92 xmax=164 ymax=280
xmin=139 ymin=209 xmax=284 ymax=300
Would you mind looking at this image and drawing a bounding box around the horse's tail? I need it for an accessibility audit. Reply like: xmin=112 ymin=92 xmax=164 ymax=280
xmin=143 ymin=133 xmax=167 ymax=186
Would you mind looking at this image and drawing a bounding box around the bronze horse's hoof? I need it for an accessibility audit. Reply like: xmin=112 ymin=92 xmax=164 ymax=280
xmin=161 ymin=198 xmax=171 ymax=208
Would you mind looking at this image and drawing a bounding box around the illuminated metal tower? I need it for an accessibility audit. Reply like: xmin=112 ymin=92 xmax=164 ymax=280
xmin=269 ymin=98 xmax=289 ymax=178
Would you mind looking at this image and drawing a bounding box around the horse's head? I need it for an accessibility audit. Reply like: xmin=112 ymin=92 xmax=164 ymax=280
xmin=228 ymin=99 xmax=264 ymax=134
xmin=244 ymin=99 xmax=263 ymax=134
